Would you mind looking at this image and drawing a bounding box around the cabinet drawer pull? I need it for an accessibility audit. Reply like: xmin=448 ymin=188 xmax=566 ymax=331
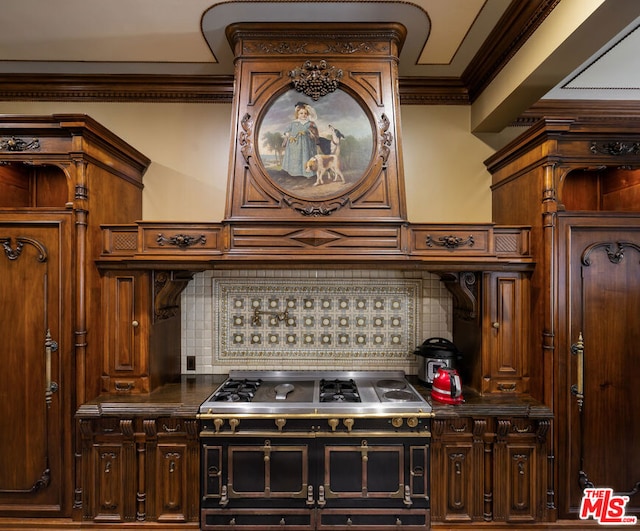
xmin=132 ymin=320 xmax=139 ymax=327
xmin=115 ymin=381 xmax=134 ymax=392
xmin=497 ymin=382 xmax=516 ymax=392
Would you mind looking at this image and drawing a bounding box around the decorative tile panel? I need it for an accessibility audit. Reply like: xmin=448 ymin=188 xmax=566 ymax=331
xmin=213 ymin=278 xmax=420 ymax=364
xmin=181 ymin=269 xmax=452 ymax=374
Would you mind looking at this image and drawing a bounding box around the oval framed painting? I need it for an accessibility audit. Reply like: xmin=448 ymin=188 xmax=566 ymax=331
xmin=256 ymin=88 xmax=374 ymax=200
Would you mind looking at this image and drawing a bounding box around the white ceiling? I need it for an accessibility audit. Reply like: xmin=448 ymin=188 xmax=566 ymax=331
xmin=1 ymin=0 xmax=639 ymax=130
xmin=543 ymin=14 xmax=640 ymax=101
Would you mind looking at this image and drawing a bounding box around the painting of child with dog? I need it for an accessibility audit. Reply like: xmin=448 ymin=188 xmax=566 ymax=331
xmin=258 ymin=89 xmax=373 ymax=199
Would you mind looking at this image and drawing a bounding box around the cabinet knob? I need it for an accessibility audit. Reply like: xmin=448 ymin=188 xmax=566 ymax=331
xmin=132 ymin=320 xmax=139 ymax=328
xmin=492 ymin=321 xmax=500 ymax=329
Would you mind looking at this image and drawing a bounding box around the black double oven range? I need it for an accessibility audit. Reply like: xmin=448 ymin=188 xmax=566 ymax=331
xmin=198 ymin=371 xmax=432 ymax=530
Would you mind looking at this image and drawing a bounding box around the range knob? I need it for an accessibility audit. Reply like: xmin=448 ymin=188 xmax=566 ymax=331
xmin=328 ymin=418 xmax=339 ymax=432
xmin=229 ymin=418 xmax=240 ymax=433
xmin=406 ymin=417 xmax=419 ymax=428
xmin=391 ymin=417 xmax=404 ymax=428
xmin=343 ymin=418 xmax=354 ymax=432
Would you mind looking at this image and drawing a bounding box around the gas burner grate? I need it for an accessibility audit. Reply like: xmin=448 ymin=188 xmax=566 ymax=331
xmin=210 ymin=378 xmax=262 ymax=402
xmin=319 ymin=378 xmax=361 ymax=403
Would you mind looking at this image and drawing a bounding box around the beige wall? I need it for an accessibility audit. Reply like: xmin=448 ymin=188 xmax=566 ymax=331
xmin=0 ymin=101 xmax=509 ymax=223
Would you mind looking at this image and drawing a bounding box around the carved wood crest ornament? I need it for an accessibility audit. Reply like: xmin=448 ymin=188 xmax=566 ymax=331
xmin=223 ymin=23 xmax=408 ymax=225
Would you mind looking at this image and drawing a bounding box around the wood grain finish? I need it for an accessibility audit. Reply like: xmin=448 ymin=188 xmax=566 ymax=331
xmin=0 ymin=115 xmax=149 ymax=519
xmin=485 ymin=116 xmax=640 ymax=521
xmin=429 ymin=390 xmax=552 ymax=524
xmin=224 ymin=23 xmax=407 ymax=224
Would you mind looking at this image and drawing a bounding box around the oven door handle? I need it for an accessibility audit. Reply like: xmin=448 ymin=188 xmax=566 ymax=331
xmin=219 ymin=484 xmax=229 ymax=507
xmin=306 ymin=485 xmax=314 ymax=506
xmin=317 ymin=485 xmax=326 ymax=507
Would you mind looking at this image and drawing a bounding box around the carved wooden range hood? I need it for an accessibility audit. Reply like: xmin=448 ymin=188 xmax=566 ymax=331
xmin=99 ymin=23 xmax=532 ymax=270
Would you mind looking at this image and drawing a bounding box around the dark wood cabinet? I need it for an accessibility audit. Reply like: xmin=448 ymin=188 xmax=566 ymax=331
xmin=430 ymin=418 xmax=477 ymax=523
xmin=430 ymin=402 xmax=551 ymax=525
xmin=78 ymin=415 xmax=200 ymax=524
xmin=481 ymin=271 xmax=530 ymax=395
xmin=446 ymin=270 xmax=531 ymax=397
xmin=486 ymin=117 xmax=640 ymax=521
xmin=80 ymin=418 xmax=136 ymax=523
xmin=100 ymin=269 xmax=191 ymax=396
xmin=102 ymin=271 xmax=152 ymax=394
xmin=0 ymin=115 xmax=148 ymax=518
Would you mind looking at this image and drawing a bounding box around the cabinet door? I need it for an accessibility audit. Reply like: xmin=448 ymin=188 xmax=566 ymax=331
xmin=482 ymin=272 xmax=529 ymax=394
xmin=86 ymin=419 xmax=137 ymax=522
xmin=430 ymin=418 xmax=478 ymax=523
xmin=102 ymin=271 xmax=151 ymax=393
xmin=92 ymin=444 xmax=127 ymax=522
xmin=559 ymin=218 xmax=640 ymax=517
xmin=154 ymin=442 xmax=188 ymax=522
xmin=493 ymin=419 xmax=540 ymax=523
xmin=0 ymin=217 xmax=72 ymax=516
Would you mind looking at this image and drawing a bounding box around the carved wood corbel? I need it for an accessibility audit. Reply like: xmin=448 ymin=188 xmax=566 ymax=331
xmin=438 ymin=272 xmax=478 ymax=321
xmin=153 ymin=271 xmax=195 ymax=321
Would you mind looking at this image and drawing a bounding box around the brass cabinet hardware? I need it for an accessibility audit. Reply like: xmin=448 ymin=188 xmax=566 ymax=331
xmin=44 ymin=328 xmax=59 ymax=407
xmin=571 ymin=332 xmax=585 ymax=412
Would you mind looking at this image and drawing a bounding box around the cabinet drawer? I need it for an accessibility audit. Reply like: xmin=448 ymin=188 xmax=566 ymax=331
xmin=201 ymin=509 xmax=313 ymax=530
xmin=318 ymin=508 xmax=429 ymax=529
xmin=441 ymin=418 xmax=473 ymax=436
xmin=142 ymin=224 xmax=222 ymax=254
xmin=410 ymin=227 xmax=488 ymax=255
xmin=483 ymin=378 xmax=529 ymax=395
xmin=102 ymin=376 xmax=150 ymax=394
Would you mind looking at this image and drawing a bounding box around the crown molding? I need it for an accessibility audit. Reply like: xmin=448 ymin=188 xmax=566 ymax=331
xmin=463 ymin=0 xmax=560 ymax=102
xmin=0 ymin=74 xmax=236 ymax=103
xmin=0 ymin=73 xmax=474 ymax=105
xmin=516 ymin=99 xmax=640 ymax=125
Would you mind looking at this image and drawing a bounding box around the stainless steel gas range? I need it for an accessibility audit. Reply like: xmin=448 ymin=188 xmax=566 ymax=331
xmin=198 ymin=371 xmax=432 ymax=530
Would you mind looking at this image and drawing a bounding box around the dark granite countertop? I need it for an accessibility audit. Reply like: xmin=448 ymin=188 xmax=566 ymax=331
xmin=76 ymin=374 xmax=552 ymax=420
xmin=408 ymin=377 xmax=552 ymax=419
xmin=75 ymin=375 xmax=225 ymax=419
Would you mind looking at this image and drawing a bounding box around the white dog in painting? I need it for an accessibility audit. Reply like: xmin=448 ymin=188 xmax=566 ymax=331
xmin=305 ymin=154 xmax=345 ymax=186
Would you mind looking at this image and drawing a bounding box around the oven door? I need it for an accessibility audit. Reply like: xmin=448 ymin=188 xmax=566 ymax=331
xmin=319 ymin=437 xmax=429 ymax=507
xmin=202 ymin=432 xmax=316 ymax=530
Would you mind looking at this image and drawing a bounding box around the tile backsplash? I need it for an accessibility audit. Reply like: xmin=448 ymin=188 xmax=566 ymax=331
xmin=181 ymin=269 xmax=452 ymax=374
